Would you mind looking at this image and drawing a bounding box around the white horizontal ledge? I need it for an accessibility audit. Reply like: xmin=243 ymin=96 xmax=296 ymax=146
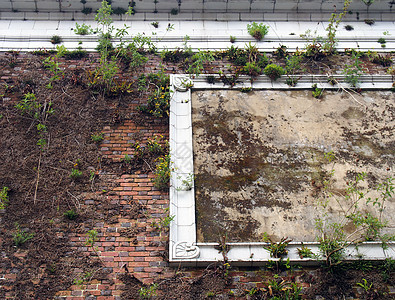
xmin=0 ymin=20 xmax=394 ymax=51
xmin=169 ymin=242 xmax=395 ymax=267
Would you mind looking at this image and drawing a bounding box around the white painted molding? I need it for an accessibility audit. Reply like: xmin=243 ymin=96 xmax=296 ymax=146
xmin=174 ymin=242 xmax=200 ymax=259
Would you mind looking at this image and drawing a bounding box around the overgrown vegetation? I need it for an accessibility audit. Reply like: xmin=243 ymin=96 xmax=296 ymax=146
xmin=153 ymin=154 xmax=170 ymax=190
xmin=0 ymin=186 xmax=10 ymax=209
xmin=13 ymin=222 xmax=34 ymax=247
xmin=343 ymin=49 xmax=365 ymax=88
xmin=0 ymin=1 xmax=394 ymax=297
xmin=314 ymin=153 xmax=394 ymax=269
xmin=137 ymin=70 xmax=171 ymax=117
xmin=300 ymin=0 xmax=351 ymax=58
xmin=312 ymin=83 xmax=323 ymax=98
xmin=285 ymin=54 xmax=305 ymax=86
xmin=15 ymin=92 xmax=54 ymax=150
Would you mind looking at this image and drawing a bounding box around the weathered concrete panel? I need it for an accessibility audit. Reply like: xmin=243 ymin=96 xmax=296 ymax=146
xmin=192 ymin=90 xmax=395 ymax=242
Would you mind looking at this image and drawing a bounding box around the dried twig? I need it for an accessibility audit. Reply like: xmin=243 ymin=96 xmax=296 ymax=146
xmin=66 ymin=190 xmax=81 ymax=210
xmin=142 ymin=158 xmax=154 ymax=173
xmin=33 ymin=152 xmax=42 ymax=205
xmin=325 ymin=74 xmax=366 ymax=107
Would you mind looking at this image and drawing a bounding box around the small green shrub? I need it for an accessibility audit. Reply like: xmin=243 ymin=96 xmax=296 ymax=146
xmin=74 ymin=23 xmax=93 ymax=35
xmin=123 ymin=154 xmax=132 ymax=163
xmin=139 ymin=283 xmax=158 ymax=299
xmin=65 ymin=47 xmax=88 ymax=60
xmin=285 ymin=54 xmax=305 ymax=86
xmin=91 ymin=132 xmax=104 ymax=143
xmin=170 ymin=8 xmax=178 ymax=15
xmin=297 ymin=244 xmax=314 ymax=259
xmin=266 ymin=279 xmax=302 ymax=299
xmin=70 ymin=168 xmax=83 ymax=179
xmin=13 ymin=223 xmax=34 ymax=247
xmin=387 ymin=66 xmax=395 ymax=75
xmin=96 ymin=33 xmax=114 ymax=54
xmin=50 ymin=35 xmax=62 ymax=45
xmin=262 ymin=233 xmax=292 ymax=258
xmin=137 ymin=72 xmax=170 ymax=117
xmin=356 ymin=278 xmax=373 ymax=292
xmin=74 ymin=271 xmax=93 ymax=288
xmin=224 ymin=45 xmax=246 ymax=65
xmin=153 ymin=154 xmax=170 ymax=190
xmin=186 ymin=50 xmax=215 ymax=77
xmin=229 ymin=35 xmax=236 ymax=43
xmin=56 ymin=45 xmax=88 ymax=60
xmin=15 ymin=92 xmax=41 ymax=117
xmin=55 ymin=44 xmax=68 ymax=57
xmin=85 ymin=229 xmax=99 ymax=248
xmin=286 ymin=78 xmax=298 ymax=87
xmin=377 ymin=37 xmax=386 ymax=48
xmin=343 ymin=49 xmax=364 ymax=88
xmin=43 ymin=56 xmax=64 ymax=88
xmin=312 ymin=83 xmax=323 ymax=98
xmin=151 ymin=21 xmax=159 ymax=28
xmin=160 ymin=48 xmax=187 ymax=63
xmin=176 ymin=173 xmax=195 ymax=191
xmin=369 ymin=53 xmax=392 ymax=67
xmin=257 ymin=53 xmax=269 ymax=69
xmin=138 ymin=86 xmax=170 ymax=117
xmin=344 ymin=25 xmax=354 ymax=31
xmin=274 ymin=45 xmax=288 ymax=59
xmin=0 ymin=186 xmax=10 ymax=209
xmin=242 ymin=61 xmax=261 ymax=77
xmin=240 ymin=87 xmax=252 ymax=93
xmin=263 ymin=64 xmax=285 ymax=81
xmin=64 ymin=209 xmax=78 ymax=220
xmin=247 ymin=22 xmax=269 ymax=41
xmin=31 ymin=49 xmax=57 ymax=56
xmin=147 ymin=135 xmax=165 ymax=154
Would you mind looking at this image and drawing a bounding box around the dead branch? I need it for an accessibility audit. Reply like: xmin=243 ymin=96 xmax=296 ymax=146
xmin=33 ymin=152 xmax=42 ymax=205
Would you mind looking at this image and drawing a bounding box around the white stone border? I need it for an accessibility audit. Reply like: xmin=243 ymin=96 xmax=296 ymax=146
xmin=169 ymin=74 xmax=395 ymax=266
xmin=1 ymin=20 xmax=395 ymax=52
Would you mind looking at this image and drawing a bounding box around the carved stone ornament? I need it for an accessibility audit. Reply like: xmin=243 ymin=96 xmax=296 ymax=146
xmin=174 ymin=241 xmax=200 ymax=259
xmin=173 ymin=76 xmax=193 ymax=92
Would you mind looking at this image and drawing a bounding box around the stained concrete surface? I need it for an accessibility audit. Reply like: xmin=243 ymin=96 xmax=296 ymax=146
xmin=192 ymin=89 xmax=394 ymax=243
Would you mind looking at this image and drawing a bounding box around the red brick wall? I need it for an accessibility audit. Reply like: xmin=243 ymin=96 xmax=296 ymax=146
xmin=0 ymin=51 xmax=393 ymax=300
